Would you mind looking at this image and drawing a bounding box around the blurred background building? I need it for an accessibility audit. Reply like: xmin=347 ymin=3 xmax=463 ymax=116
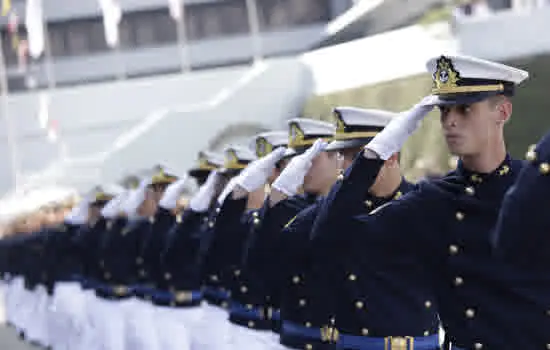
xmin=0 ymin=0 xmax=549 ymax=215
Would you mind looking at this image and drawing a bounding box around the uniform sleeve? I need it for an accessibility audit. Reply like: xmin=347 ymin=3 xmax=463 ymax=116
xmin=492 ymin=135 xmax=550 ymax=269
xmin=310 ymin=154 xmax=384 ymax=241
xmin=200 ymin=197 xmax=248 ymax=288
xmin=310 ymin=181 xmax=431 ymax=264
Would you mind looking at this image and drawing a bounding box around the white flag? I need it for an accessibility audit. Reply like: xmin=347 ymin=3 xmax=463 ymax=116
xmin=98 ymin=0 xmax=122 ymax=48
xmin=38 ymin=92 xmax=49 ymax=129
xmin=24 ymin=0 xmax=45 ymax=59
xmin=168 ymin=0 xmax=182 ymax=20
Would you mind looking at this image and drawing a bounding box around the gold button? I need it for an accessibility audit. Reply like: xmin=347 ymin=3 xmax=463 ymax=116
xmin=149 ymin=216 xmax=155 ymax=224
xmin=361 ymin=328 xmax=369 ymax=336
xmin=465 ymin=186 xmax=475 ymax=196
xmin=164 ymin=273 xmax=171 ymax=280
xmin=424 ymin=331 xmax=429 ymax=336
xmin=292 ymin=276 xmax=300 ymax=284
xmin=465 ymin=308 xmax=475 ymax=318
xmin=546 ymin=344 xmax=550 ymax=350
xmin=449 ymin=245 xmax=459 ymax=255
xmin=425 ymin=300 xmax=432 ymax=308
xmin=355 ymin=301 xmax=364 ymax=309
xmin=240 ymin=286 xmax=248 ymax=293
xmin=305 ymin=322 xmax=312 ymax=327
xmin=305 ymin=344 xmax=313 ymax=350
xmin=104 ymin=272 xmax=111 ymax=279
xmin=253 ymin=218 xmax=260 ymax=225
xmin=246 ymin=304 xmax=253 ymax=309
xmin=348 ymin=274 xmax=357 ymax=281
xmin=139 ymin=269 xmax=146 ymax=277
xmin=176 ymin=214 xmax=182 ymax=223
xmin=208 ymin=221 xmax=214 ymax=228
xmin=136 ymin=257 xmax=143 ymax=265
xmin=337 ymin=174 xmax=344 ymax=181
xmin=216 ymin=207 xmax=221 ymax=213
xmin=526 ymin=149 xmax=537 ymax=161
xmin=540 ymin=163 xmax=550 ymax=174
xmin=299 ymin=299 xmax=306 ymax=306
xmin=546 ymin=310 xmax=550 ymax=316
xmin=474 ymin=343 xmax=483 ymax=349
xmin=470 ymin=174 xmax=482 ymax=183
xmin=221 ymin=301 xmax=228 ymax=309
xmin=454 ymin=276 xmax=464 ymax=286
xmin=210 ymin=275 xmax=218 ymax=282
xmin=455 ymin=212 xmax=464 ymax=221
xmin=234 ymin=269 xmax=241 ymax=276
xmin=248 ymin=321 xmax=255 ymax=328
xmin=252 ymin=211 xmax=259 ymax=217
xmin=203 ymin=217 xmax=208 ymax=223
xmin=365 ymin=200 xmax=373 ymax=208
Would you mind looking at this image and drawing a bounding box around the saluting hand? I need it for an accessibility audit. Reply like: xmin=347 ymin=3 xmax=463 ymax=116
xmin=365 ymin=95 xmax=437 ymax=160
xmin=272 ymin=139 xmax=327 ymax=197
xmin=159 ymin=175 xmax=189 ymax=210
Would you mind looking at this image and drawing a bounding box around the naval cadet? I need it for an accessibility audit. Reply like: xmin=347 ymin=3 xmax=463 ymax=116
xmin=311 ymin=55 xmax=532 ymax=349
xmin=277 ymin=107 xmax=433 ymax=350
xmin=196 ymin=145 xmax=258 ymax=350
xmin=227 ymin=119 xmax=335 ymax=349
xmin=150 ymin=151 xmax=226 ymax=350
xmin=215 ymin=131 xmax=291 ymax=347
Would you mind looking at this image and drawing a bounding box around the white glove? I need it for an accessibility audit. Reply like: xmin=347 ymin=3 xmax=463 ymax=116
xmin=217 ymin=176 xmax=239 ymax=205
xmin=235 ymin=147 xmax=287 ymax=192
xmin=189 ymin=171 xmax=220 ymax=212
xmin=123 ymin=178 xmax=150 ymax=218
xmin=365 ymin=95 xmax=437 ymax=160
xmin=101 ymin=190 xmax=129 ymax=219
xmin=65 ymin=198 xmax=89 ymax=225
xmin=159 ymin=175 xmax=188 ymax=210
xmin=272 ymin=139 xmax=328 ymax=196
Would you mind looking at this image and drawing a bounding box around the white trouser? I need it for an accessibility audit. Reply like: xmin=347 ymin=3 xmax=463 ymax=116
xmin=73 ymin=289 xmax=103 ymax=350
xmin=122 ymin=297 xmax=161 ymax=350
xmin=6 ymin=277 xmax=27 ymax=331
xmin=88 ymin=296 xmax=129 ymax=350
xmin=154 ymin=303 xmax=204 ymax=350
xmin=49 ymin=282 xmax=88 ymax=350
xmin=229 ymin=322 xmax=279 ymax=350
xmin=192 ymin=303 xmax=233 ymax=350
xmin=25 ymin=285 xmax=50 ymax=346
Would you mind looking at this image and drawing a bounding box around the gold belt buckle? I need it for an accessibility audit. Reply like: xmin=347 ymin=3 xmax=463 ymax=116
xmin=112 ymin=285 xmax=128 ymax=296
xmin=320 ymin=325 xmax=339 ymax=343
xmin=174 ymin=291 xmax=192 ymax=303
xmin=384 ymin=336 xmax=414 ymax=350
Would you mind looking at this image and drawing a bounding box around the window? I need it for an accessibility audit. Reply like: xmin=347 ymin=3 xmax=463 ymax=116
xmin=88 ymin=20 xmax=108 ymax=53
xmin=65 ymin=22 xmax=90 ymax=55
xmin=48 ymin=26 xmax=67 ymax=58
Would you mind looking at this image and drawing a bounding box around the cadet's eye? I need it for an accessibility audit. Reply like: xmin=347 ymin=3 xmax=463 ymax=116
xmin=457 ymin=104 xmax=472 ymax=115
xmin=439 ymin=106 xmax=450 ymax=118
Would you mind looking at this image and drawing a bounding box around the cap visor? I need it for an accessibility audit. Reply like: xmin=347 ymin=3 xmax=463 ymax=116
xmin=434 ymin=91 xmax=501 ymax=106
xmin=189 ymin=168 xmax=211 ymax=179
xmin=325 ymin=138 xmax=372 ymax=152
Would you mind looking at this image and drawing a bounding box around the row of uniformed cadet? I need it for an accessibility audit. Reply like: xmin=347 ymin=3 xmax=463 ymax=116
xmin=1 ymin=52 xmax=550 ymax=350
